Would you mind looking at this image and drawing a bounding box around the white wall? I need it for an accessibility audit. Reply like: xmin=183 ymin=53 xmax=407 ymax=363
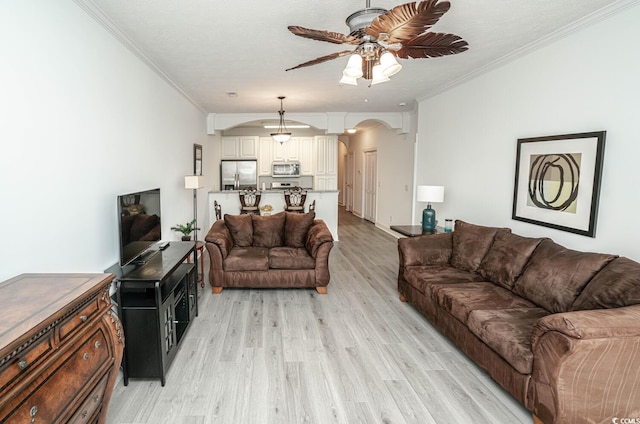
xmin=415 ymin=4 xmax=640 ymax=261
xmin=349 ymin=124 xmax=415 ymax=230
xmin=0 ymin=1 xmax=212 ymax=281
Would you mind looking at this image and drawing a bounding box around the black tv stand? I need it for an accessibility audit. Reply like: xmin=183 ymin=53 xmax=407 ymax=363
xmin=106 ymin=241 xmax=198 ymax=386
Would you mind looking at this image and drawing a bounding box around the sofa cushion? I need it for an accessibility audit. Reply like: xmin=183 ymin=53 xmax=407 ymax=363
xmin=399 ymin=232 xmax=452 ymax=267
xmin=431 ymin=282 xmax=536 ymax=324
xmin=269 ymin=247 xmax=316 ymax=269
xmin=513 ymin=239 xmax=617 ymax=313
xmin=403 ymin=265 xmax=484 ymax=295
xmin=450 ymin=220 xmax=510 ymax=272
xmin=224 ymin=247 xmax=269 ymax=271
xmin=478 ymin=232 xmax=546 ymax=289
xmin=224 ymin=214 xmax=253 ymax=247
xmin=284 ymin=211 xmax=315 ymax=248
xmin=572 ymin=257 xmax=640 ymax=310
xmin=251 ymin=212 xmax=285 ymax=248
xmin=467 ymin=307 xmax=550 ymax=374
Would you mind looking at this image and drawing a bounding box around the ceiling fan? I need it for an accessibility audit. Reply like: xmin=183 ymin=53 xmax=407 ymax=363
xmin=286 ymin=0 xmax=468 ymax=84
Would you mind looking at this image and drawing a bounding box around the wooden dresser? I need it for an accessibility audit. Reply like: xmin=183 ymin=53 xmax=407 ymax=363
xmin=0 ymin=274 xmax=124 ymax=424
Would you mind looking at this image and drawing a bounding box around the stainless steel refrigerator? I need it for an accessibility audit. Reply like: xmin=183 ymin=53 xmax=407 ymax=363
xmin=220 ymin=160 xmax=257 ymax=190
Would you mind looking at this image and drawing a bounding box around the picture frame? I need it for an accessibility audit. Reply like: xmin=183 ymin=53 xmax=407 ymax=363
xmin=512 ymin=131 xmax=606 ymax=237
xmin=194 ymin=144 xmax=202 ymax=176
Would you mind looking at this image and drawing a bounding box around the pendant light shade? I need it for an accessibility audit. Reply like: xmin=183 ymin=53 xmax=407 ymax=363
xmin=370 ymin=63 xmax=390 ymax=85
xmin=343 ymin=54 xmax=364 ymax=79
xmin=270 ymin=96 xmax=291 ymax=143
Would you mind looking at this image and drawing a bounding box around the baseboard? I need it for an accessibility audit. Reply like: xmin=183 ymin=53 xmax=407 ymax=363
xmin=376 ymin=223 xmax=402 ymax=239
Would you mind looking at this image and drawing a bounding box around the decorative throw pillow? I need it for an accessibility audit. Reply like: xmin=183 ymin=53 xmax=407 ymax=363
xmin=450 ymin=220 xmax=510 ymax=272
xmin=513 ymin=239 xmax=617 ymax=313
xmin=224 ymin=213 xmax=253 ymax=247
xmin=251 ymin=212 xmax=286 ymax=248
xmin=572 ymin=257 xmax=640 ymax=310
xmin=478 ymin=232 xmax=546 ymax=289
xmin=285 ymin=212 xmax=315 ymax=248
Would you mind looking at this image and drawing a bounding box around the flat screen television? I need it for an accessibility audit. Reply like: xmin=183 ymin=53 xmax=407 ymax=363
xmin=117 ymin=188 xmax=162 ymax=266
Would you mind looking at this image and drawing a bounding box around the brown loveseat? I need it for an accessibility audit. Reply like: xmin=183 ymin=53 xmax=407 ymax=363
xmin=205 ymin=211 xmax=334 ymax=294
xmin=397 ymin=220 xmax=640 ymax=424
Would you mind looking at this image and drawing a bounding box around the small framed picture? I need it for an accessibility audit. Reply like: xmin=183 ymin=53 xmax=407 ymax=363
xmin=194 ymin=144 xmax=202 ymax=175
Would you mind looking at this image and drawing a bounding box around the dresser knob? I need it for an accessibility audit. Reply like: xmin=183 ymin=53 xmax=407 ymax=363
xmin=95 ymin=341 xmax=101 ymax=349
xmin=83 ymin=353 xmax=89 ymax=360
xmin=30 ymin=406 xmax=38 ymax=423
xmin=80 ymin=315 xmax=88 ymax=322
xmin=81 ymin=410 xmax=88 ymax=418
xmin=18 ymin=359 xmax=28 ymax=370
xmin=93 ymin=395 xmax=99 ymax=402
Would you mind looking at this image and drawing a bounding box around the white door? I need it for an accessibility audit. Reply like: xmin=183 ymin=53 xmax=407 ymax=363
xmin=364 ymin=150 xmax=377 ymax=222
xmin=346 ymin=152 xmax=354 ymax=212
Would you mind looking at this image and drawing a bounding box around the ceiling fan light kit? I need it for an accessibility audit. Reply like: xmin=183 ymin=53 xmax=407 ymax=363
xmin=286 ymin=0 xmax=468 ymax=86
xmin=270 ymin=96 xmax=292 ymax=144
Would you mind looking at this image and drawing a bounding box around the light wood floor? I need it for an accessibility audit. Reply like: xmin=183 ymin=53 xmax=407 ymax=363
xmin=106 ymin=208 xmax=532 ymax=424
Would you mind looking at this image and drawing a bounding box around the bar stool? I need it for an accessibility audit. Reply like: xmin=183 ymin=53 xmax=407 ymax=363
xmin=214 ymin=200 xmax=222 ymax=220
xmin=239 ymin=187 xmax=261 ymax=215
xmin=284 ymin=186 xmax=307 ymax=213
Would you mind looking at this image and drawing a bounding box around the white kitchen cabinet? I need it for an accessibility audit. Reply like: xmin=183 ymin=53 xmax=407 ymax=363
xmin=299 ymin=137 xmax=314 ymax=175
xmin=314 ymin=135 xmax=338 ymax=190
xmin=258 ymin=137 xmax=273 ymax=176
xmin=273 ymin=137 xmax=300 ymax=162
xmin=221 ymin=136 xmax=258 ymax=159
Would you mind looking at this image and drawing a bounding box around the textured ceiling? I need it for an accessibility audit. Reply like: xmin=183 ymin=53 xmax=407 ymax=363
xmin=77 ymin=0 xmax=631 ymax=115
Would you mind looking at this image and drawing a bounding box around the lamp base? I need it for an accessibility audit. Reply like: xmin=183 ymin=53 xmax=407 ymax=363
xmin=422 ymin=205 xmax=436 ymax=233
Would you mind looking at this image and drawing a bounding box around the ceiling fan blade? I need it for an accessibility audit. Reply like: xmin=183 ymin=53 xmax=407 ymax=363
xmin=288 ymin=26 xmax=361 ymax=45
xmin=366 ymin=0 xmax=451 ymax=44
xmin=396 ymin=32 xmax=468 ymax=59
xmin=286 ymin=50 xmax=354 ymax=72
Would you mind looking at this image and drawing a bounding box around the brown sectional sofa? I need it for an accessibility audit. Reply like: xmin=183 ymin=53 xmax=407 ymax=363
xmin=397 ymin=220 xmax=640 ymax=424
xmin=205 ymin=211 xmax=334 ymax=294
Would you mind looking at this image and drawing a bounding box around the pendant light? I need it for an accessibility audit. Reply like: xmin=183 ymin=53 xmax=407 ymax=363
xmin=270 ymin=96 xmax=292 ymax=144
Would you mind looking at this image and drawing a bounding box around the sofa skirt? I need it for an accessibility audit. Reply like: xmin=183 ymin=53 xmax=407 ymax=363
xmin=398 ymin=278 xmax=531 ymax=408
xmin=222 ymin=269 xmax=317 ymax=289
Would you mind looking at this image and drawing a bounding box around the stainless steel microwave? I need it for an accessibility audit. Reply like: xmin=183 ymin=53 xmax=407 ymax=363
xmin=272 ymin=162 xmax=300 ymax=178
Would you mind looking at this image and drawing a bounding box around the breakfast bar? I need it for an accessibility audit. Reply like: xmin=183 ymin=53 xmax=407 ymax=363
xmin=207 ymin=190 xmax=339 ymax=240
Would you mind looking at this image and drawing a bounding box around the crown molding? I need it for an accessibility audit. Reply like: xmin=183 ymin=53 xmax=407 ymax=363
xmin=417 ymin=0 xmax=640 ymax=102
xmin=73 ymin=0 xmax=206 ymax=113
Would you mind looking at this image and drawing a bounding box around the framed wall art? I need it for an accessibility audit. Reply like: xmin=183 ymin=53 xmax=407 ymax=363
xmin=512 ymin=131 xmax=606 ymax=237
xmin=194 ymin=144 xmax=202 ymax=176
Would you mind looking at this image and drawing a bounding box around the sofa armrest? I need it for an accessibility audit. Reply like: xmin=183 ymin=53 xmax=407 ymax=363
xmin=305 ymin=219 xmax=334 ymax=259
xmin=204 ymin=220 xmax=233 ymax=259
xmin=529 ymin=305 xmax=640 ymax=424
xmin=397 ymin=232 xmax=453 ymax=267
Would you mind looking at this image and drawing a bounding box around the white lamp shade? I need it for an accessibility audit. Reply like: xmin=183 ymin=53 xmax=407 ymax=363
xmin=339 ymin=74 xmax=358 ymax=86
xmin=370 ymin=64 xmax=390 ymax=85
xmin=417 ymin=185 xmax=444 ymax=203
xmin=343 ymin=54 xmax=363 ymax=78
xmin=184 ymin=175 xmax=204 ymax=189
xmin=379 ymin=51 xmax=402 ymax=77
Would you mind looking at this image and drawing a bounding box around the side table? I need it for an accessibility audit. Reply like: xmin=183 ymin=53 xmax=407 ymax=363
xmin=187 ymin=240 xmax=205 ymax=287
xmin=391 ymin=225 xmax=446 ymax=237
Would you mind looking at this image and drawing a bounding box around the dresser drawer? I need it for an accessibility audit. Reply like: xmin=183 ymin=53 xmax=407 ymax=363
xmin=68 ymin=375 xmax=108 ymax=424
xmin=0 ymin=331 xmax=54 ymax=394
xmin=0 ymin=325 xmax=111 ymax=423
xmin=58 ymin=296 xmax=102 ymax=342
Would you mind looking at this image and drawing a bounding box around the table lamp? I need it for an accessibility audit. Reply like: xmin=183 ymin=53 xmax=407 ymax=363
xmin=185 ymin=175 xmax=205 ymax=240
xmin=417 ymin=185 xmax=444 ymax=232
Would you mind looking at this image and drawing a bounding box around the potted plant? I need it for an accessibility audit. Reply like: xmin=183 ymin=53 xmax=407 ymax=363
xmin=170 ymin=219 xmax=200 ymax=241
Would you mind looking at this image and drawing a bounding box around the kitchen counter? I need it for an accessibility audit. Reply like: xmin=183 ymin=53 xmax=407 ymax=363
xmin=207 ymin=190 xmax=339 ymax=240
